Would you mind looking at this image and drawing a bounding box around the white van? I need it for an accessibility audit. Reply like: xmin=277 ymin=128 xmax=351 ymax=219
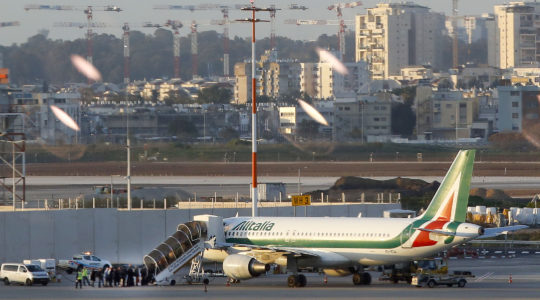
xmin=0 ymin=263 xmax=50 ymax=286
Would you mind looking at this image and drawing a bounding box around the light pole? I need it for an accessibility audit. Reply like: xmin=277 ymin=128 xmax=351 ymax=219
xmin=237 ymin=1 xmax=276 ymax=217
xmin=126 ymin=101 xmax=132 ymax=210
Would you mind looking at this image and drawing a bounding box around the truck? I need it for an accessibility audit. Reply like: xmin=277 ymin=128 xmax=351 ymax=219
xmin=58 ymin=253 xmax=111 ymax=274
xmin=410 ymin=258 xmax=473 ymax=288
xmin=22 ymin=259 xmax=56 ymax=280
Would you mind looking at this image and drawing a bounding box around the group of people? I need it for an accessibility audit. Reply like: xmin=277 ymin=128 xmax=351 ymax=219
xmin=75 ymin=265 xmax=149 ymax=288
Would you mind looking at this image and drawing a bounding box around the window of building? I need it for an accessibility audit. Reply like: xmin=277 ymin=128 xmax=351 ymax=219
xmin=512 ymin=113 xmax=519 ymax=119
xmin=510 ymin=91 xmax=520 ymax=96
xmin=512 ymin=101 xmax=519 ymax=108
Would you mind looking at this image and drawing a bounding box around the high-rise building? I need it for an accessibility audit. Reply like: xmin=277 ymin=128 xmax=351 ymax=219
xmin=300 ymin=60 xmax=370 ymax=100
xmin=355 ymin=2 xmax=445 ymax=80
xmin=258 ymin=50 xmax=301 ymax=99
xmin=464 ymin=14 xmax=493 ymax=44
xmin=234 ymin=62 xmax=252 ymax=105
xmin=494 ymin=2 xmax=540 ymax=69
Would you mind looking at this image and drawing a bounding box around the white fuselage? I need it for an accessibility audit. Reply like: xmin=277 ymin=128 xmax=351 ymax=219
xmin=211 ymin=217 xmax=480 ymax=268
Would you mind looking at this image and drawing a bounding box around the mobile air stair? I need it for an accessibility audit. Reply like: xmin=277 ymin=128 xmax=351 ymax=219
xmin=143 ymin=215 xmax=224 ymax=285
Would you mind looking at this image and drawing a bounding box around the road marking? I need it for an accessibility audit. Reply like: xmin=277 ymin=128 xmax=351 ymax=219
xmin=475 ymin=272 xmax=494 ymax=282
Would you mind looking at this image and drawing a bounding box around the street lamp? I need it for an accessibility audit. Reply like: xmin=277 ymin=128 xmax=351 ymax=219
xmin=236 ymin=1 xmax=277 ymax=217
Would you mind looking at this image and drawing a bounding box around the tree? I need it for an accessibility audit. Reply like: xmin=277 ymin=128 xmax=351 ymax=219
xmin=197 ymin=85 xmax=232 ymax=104
xmin=278 ymin=89 xmax=302 ymax=105
xmin=392 ymin=86 xmax=416 ymax=106
xmin=165 ymin=89 xmax=192 ymax=105
xmin=256 ymin=95 xmax=273 ymax=103
xmin=168 ymin=117 xmax=198 ymax=140
xmin=391 ymin=103 xmax=416 ymax=137
xmin=296 ymin=119 xmax=320 ymax=140
xmin=438 ymin=79 xmax=453 ymax=90
xmin=349 ymin=127 xmax=363 ymax=140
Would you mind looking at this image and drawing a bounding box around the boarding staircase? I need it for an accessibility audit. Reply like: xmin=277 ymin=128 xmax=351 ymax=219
xmin=143 ymin=215 xmax=224 ymax=285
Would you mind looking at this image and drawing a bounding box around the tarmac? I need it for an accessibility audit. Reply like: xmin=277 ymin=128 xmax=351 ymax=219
xmin=1 ymin=256 xmax=540 ymax=299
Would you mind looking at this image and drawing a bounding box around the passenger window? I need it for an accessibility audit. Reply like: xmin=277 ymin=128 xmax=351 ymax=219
xmin=18 ymin=266 xmax=26 ymax=272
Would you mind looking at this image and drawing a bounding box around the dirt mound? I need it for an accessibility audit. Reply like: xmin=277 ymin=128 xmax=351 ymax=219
xmin=470 ymin=187 xmax=511 ymax=201
xmin=330 ymin=176 xmax=439 ymax=194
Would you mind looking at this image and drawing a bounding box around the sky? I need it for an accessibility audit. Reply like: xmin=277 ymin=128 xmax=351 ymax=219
xmin=0 ymin=0 xmax=511 ymax=46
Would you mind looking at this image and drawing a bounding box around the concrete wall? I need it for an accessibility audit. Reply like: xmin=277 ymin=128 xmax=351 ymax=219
xmin=0 ymin=203 xmax=398 ymax=265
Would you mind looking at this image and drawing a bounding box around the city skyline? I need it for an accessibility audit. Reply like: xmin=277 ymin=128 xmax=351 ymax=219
xmin=0 ymin=0 xmax=509 ymax=46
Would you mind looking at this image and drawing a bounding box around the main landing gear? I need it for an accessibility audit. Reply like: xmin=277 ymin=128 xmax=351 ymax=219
xmin=352 ymin=272 xmax=372 ymax=286
xmin=287 ymin=274 xmax=307 ymax=287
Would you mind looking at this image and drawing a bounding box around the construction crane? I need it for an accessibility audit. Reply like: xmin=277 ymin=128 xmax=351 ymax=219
xmin=55 ymin=21 xmax=162 ymax=83
xmin=25 ymin=5 xmax=122 ymax=68
xmin=269 ymin=5 xmax=280 ymax=51
xmin=0 ymin=22 xmax=19 ymax=68
xmin=0 ymin=21 xmax=20 ymax=28
xmin=122 ymin=22 xmax=164 ymax=83
xmin=154 ymin=4 xmax=243 ymax=77
xmin=289 ymin=4 xmax=308 ymax=11
xmin=284 ymin=18 xmax=353 ymax=57
xmin=451 ymin=0 xmax=459 ymax=69
xmin=327 ymin=1 xmax=362 ymax=58
xmin=160 ymin=20 xmax=183 ymax=80
xmin=190 ymin=21 xmax=199 ymax=79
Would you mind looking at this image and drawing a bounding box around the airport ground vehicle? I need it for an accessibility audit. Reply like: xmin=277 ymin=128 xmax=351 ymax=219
xmin=412 ymin=273 xmax=468 ymax=288
xmin=58 ymin=253 xmax=111 ymax=274
xmin=379 ymin=261 xmax=417 ymax=284
xmin=410 ymin=258 xmax=473 ymax=288
xmin=0 ymin=263 xmax=50 ymax=286
xmin=23 ymin=259 xmax=56 ymax=279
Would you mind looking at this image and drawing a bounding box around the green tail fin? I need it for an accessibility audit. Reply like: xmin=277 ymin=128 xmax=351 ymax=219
xmin=418 ymin=150 xmax=475 ymax=222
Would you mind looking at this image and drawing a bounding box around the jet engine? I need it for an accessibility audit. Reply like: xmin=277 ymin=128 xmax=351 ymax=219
xmin=223 ymin=254 xmax=270 ymax=280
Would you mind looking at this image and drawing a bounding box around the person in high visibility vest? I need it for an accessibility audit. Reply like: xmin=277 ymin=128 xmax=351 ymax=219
xmin=82 ymin=267 xmax=91 ymax=286
xmin=75 ymin=269 xmax=83 ymax=289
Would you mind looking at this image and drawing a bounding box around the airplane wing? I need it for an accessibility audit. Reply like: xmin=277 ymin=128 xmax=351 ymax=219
xmin=218 ymin=242 xmax=349 ymax=265
xmin=223 ymin=242 xmax=319 ymax=257
xmin=476 ymin=225 xmax=528 ymax=239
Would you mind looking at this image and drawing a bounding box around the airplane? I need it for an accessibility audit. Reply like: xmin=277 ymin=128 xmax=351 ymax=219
xmin=201 ymin=150 xmax=526 ymax=287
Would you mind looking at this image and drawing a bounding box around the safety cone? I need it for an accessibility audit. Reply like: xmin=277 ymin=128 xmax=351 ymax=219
xmin=508 ymin=274 xmax=512 ymax=284
xmin=324 ymin=275 xmax=328 ymax=285
xmin=226 ymin=279 xmax=231 ymax=287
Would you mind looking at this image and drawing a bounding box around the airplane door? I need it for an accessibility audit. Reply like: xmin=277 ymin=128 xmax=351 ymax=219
xmin=400 ymin=226 xmax=414 ymax=248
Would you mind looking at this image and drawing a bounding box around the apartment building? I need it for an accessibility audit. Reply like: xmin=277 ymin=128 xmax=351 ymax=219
xmin=496 ymin=85 xmax=540 ymax=132
xmin=415 ymin=87 xmax=479 ymax=140
xmin=300 ymin=60 xmax=370 ymax=100
xmin=355 ymin=2 xmax=445 ymax=79
xmin=332 ymin=94 xmax=392 ymax=142
xmin=494 ymin=2 xmax=540 ymax=69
